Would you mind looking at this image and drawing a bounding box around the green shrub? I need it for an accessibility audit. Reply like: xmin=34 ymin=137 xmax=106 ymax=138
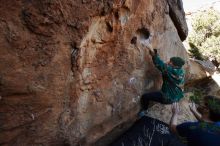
xmin=189 ymin=90 xmax=203 ymax=104
xmin=208 ymin=98 xmax=220 ymax=114
xmin=188 ymin=9 xmax=220 ymax=62
xmin=188 ymin=42 xmax=204 ymax=60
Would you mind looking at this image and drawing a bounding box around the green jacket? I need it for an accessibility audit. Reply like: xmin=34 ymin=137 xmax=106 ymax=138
xmin=152 ymin=55 xmax=185 ymax=103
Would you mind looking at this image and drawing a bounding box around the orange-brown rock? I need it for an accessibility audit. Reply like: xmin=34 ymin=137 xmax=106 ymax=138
xmin=0 ymin=0 xmax=188 ymax=145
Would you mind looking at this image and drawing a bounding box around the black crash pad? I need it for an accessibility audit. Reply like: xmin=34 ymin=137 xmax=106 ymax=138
xmin=110 ymin=116 xmax=186 ymax=146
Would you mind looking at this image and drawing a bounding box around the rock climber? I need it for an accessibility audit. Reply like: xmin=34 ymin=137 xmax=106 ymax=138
xmin=170 ymin=96 xmax=220 ymax=146
xmin=140 ymin=46 xmax=185 ymax=114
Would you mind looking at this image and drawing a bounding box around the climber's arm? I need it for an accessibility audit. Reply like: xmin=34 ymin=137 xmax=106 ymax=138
xmin=169 ymin=102 xmax=179 ymax=134
xmin=149 ymin=49 xmax=167 ymax=72
xmin=189 ymin=102 xmax=203 ymax=122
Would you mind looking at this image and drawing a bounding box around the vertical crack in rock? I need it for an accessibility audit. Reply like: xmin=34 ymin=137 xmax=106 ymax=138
xmin=106 ymin=21 xmax=113 ymax=33
xmin=71 ymin=42 xmax=79 ymax=71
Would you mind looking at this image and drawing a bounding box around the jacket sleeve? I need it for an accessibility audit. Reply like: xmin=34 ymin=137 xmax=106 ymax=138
xmin=152 ymin=55 xmax=185 ymax=86
xmin=152 ymin=55 xmax=167 ymax=73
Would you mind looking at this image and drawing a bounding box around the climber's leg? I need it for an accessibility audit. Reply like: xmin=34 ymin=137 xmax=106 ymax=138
xmin=140 ymin=91 xmax=165 ymax=110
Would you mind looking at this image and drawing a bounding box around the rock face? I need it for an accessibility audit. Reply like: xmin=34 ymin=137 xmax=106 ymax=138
xmin=168 ymin=0 xmax=188 ymax=41
xmin=0 ymin=0 xmax=188 ymax=145
xmin=186 ymin=58 xmax=219 ymax=86
xmin=187 ymin=59 xmax=208 ymax=84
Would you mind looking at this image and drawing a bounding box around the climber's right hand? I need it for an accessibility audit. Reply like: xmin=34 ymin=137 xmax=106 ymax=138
xmin=153 ymin=49 xmax=158 ymax=55
xmin=149 ymin=49 xmax=157 ymax=56
xmin=149 ymin=49 xmax=154 ymax=56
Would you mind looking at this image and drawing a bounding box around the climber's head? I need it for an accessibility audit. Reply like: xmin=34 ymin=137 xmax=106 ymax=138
xmin=169 ymin=57 xmax=185 ymax=68
xmin=198 ymin=95 xmax=220 ymax=122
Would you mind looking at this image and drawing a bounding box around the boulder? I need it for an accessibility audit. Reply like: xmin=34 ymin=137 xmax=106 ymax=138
xmin=167 ymin=0 xmax=188 ymax=41
xmin=186 ymin=59 xmax=208 ymax=84
xmin=0 ymin=0 xmax=188 ymax=145
xmin=146 ymin=97 xmax=197 ymax=125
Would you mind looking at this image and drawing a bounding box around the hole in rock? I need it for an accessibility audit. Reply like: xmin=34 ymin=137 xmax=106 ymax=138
xmin=136 ymin=28 xmax=151 ymax=47
xmin=131 ymin=36 xmax=137 ymax=44
xmin=136 ymin=28 xmax=150 ymax=39
xmin=114 ymin=11 xmax=119 ymax=19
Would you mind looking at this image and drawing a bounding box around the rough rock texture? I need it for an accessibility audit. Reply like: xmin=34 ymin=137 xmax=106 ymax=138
xmin=187 ymin=75 xmax=220 ymax=98
xmin=0 ymin=0 xmax=188 ymax=145
xmin=168 ymin=0 xmax=188 ymax=41
xmin=146 ymin=97 xmax=197 ymax=124
xmin=187 ymin=59 xmax=208 ymax=84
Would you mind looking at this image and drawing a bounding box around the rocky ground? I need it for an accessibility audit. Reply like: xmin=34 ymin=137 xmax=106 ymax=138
xmin=146 ymin=96 xmax=197 ymax=125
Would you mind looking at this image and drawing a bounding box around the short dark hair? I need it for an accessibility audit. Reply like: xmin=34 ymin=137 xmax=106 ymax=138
xmin=170 ymin=57 xmax=185 ymax=68
xmin=204 ymin=95 xmax=220 ymax=122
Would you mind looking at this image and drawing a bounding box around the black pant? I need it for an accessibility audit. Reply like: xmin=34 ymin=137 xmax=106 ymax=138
xmin=141 ymin=91 xmax=171 ymax=110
